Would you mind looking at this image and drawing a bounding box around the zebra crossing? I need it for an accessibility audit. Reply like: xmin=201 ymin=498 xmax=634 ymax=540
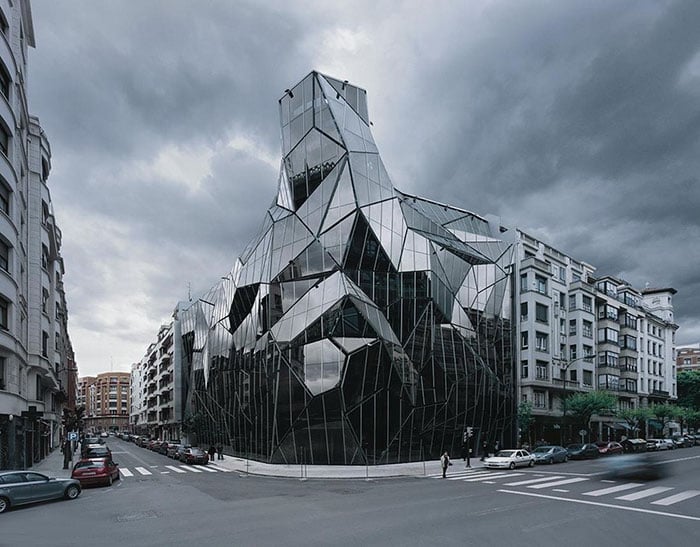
xmin=119 ymin=463 xmax=232 ymax=478
xmin=429 ymin=469 xmax=700 ymax=508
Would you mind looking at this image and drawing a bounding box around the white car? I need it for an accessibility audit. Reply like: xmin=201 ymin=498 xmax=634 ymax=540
xmin=484 ymin=449 xmax=535 ymax=469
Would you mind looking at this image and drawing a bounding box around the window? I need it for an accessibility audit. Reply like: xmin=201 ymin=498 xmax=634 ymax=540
xmin=533 ymin=391 xmax=546 ymax=409
xmin=582 ymin=295 xmax=593 ymax=313
xmin=569 ymin=295 xmax=576 ymax=311
xmin=0 ymin=10 xmax=8 ymax=36
xmin=0 ymin=238 xmax=8 ymax=271
xmin=622 ymin=314 xmax=637 ymax=329
xmin=583 ymin=345 xmax=593 ymax=360
xmin=598 ymin=328 xmax=619 ymax=344
xmin=535 ymin=360 xmax=549 ymax=380
xmin=42 ymin=331 xmax=49 ymax=357
xmin=599 ymin=304 xmax=618 ymax=321
xmin=569 ymin=344 xmax=577 ymax=360
xmin=535 ymin=303 xmax=548 ymax=323
xmin=535 ymin=332 xmax=548 ymax=352
xmin=0 ymin=180 xmax=9 ymax=215
xmin=36 ymin=375 xmax=42 ymax=400
xmin=583 ymin=370 xmax=593 ymax=386
xmin=0 ymin=356 xmax=5 ymax=390
xmin=0 ymin=61 xmax=10 ymax=101
xmin=521 ymin=331 xmax=529 ymax=349
xmin=520 ymin=302 xmax=528 ymax=321
xmin=558 ymin=266 xmax=566 ymax=281
xmin=582 ymin=320 xmax=592 ymax=338
xmin=559 ymin=292 xmax=566 ymax=308
xmin=42 ymin=288 xmax=49 ymax=313
xmin=569 ymin=369 xmax=577 ymax=382
xmin=0 ymin=296 xmax=8 ymax=329
xmin=621 ymin=335 xmax=637 ymax=350
xmin=535 ymin=275 xmax=547 ymax=295
xmin=41 ymin=245 xmax=49 ymax=270
xmin=0 ymin=123 xmax=8 ymax=156
xmin=520 ymin=274 xmax=528 ymax=293
xmin=569 ymin=319 xmax=577 ymax=335
xmin=598 ymin=351 xmax=619 ymax=367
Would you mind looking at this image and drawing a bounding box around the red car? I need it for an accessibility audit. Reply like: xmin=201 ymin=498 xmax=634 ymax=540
xmin=595 ymin=441 xmax=624 ymax=456
xmin=71 ymin=458 xmax=120 ymax=486
xmin=179 ymin=447 xmax=209 ymax=465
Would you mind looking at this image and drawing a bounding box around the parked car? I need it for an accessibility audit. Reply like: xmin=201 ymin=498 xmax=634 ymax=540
xmin=175 ymin=445 xmax=192 ymax=461
xmin=71 ymin=458 xmax=120 ymax=487
xmin=159 ymin=442 xmax=177 ymax=456
xmin=166 ymin=444 xmax=182 ymax=459
xmin=621 ymin=438 xmax=647 ymax=453
xmin=484 ymin=449 xmax=535 ymax=469
xmin=99 ymin=432 xmax=109 ymax=438
xmin=594 ymin=441 xmax=624 ymax=456
xmin=0 ymin=470 xmax=81 ymax=514
xmin=179 ymin=447 xmax=210 ymax=465
xmin=566 ymin=443 xmax=600 ymax=460
xmin=82 ymin=436 xmax=103 ymax=446
xmin=660 ymin=439 xmax=676 ymax=450
xmin=83 ymin=444 xmax=112 ymax=459
xmin=646 ymin=439 xmax=668 ymax=451
xmin=531 ymin=445 xmax=569 ymax=464
xmin=671 ymin=435 xmax=692 ymax=448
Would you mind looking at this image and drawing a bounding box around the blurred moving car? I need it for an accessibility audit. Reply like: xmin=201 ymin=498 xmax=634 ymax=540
xmin=600 ymin=453 xmax=669 ymax=481
xmin=594 ymin=441 xmax=624 ymax=456
xmin=0 ymin=470 xmax=81 ymax=514
xmin=566 ymin=443 xmax=600 ymax=460
xmin=71 ymin=458 xmax=120 ymax=487
xmin=484 ymin=449 xmax=535 ymax=469
xmin=179 ymin=447 xmax=209 ymax=465
xmin=532 ymin=445 xmax=569 ymax=464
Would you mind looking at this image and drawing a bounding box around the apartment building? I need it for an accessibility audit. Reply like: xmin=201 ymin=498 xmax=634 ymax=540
xmin=516 ymin=231 xmax=678 ymax=444
xmin=0 ymin=0 xmax=75 ymax=470
xmin=80 ymin=372 xmax=130 ymax=432
xmin=676 ymin=344 xmax=700 ymax=373
xmin=131 ymin=322 xmax=182 ymax=440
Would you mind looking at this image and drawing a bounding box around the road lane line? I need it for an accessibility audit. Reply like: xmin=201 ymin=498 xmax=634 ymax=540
xmin=447 ymin=471 xmax=496 ymax=480
xmin=135 ymin=467 xmax=152 ymax=476
xmin=651 ymin=490 xmax=700 ymax=506
xmin=616 ymin=487 xmax=673 ymax=501
xmin=120 ymin=468 xmax=133 ymax=477
xmin=582 ymin=483 xmax=642 ymax=497
xmin=207 ymin=464 xmax=232 ymax=472
xmin=497 ymin=489 xmax=700 ymax=522
xmin=503 ymin=476 xmax=564 ymax=486
xmin=463 ymin=473 xmax=521 ymax=482
xmin=181 ymin=465 xmax=203 ymax=473
xmin=528 ymin=477 xmax=589 ymax=489
xmin=165 ymin=465 xmax=186 ymax=473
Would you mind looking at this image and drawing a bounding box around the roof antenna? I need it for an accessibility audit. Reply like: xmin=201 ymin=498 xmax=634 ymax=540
xmin=188 ymin=282 xmax=192 ymax=302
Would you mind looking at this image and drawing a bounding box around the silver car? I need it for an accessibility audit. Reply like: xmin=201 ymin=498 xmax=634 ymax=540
xmin=0 ymin=470 xmax=81 ymax=514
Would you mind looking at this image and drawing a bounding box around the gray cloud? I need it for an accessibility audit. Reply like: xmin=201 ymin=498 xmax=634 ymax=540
xmin=28 ymin=0 xmax=700 ymax=373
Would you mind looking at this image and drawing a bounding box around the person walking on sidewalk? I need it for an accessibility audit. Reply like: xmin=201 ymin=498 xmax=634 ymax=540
xmin=440 ymin=451 xmax=451 ymax=478
xmin=216 ymin=443 xmax=224 ymax=460
xmin=208 ymin=444 xmax=216 ymax=462
xmin=480 ymin=440 xmax=488 ymax=462
xmin=61 ymin=439 xmax=72 ymax=470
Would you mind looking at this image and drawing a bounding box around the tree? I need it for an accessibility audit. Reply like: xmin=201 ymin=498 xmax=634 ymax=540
xmin=617 ymin=407 xmax=650 ymax=436
xmin=649 ymin=403 xmax=675 ymax=437
xmin=561 ymin=391 xmax=617 ymax=433
xmin=61 ymin=405 xmax=85 ymax=433
xmin=672 ymin=406 xmax=694 ymax=435
xmin=517 ymin=401 xmax=534 ymax=446
xmin=677 ymin=371 xmax=700 ymax=411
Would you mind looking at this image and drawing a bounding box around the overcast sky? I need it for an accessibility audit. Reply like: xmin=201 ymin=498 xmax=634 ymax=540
xmin=27 ymin=0 xmax=700 ymax=376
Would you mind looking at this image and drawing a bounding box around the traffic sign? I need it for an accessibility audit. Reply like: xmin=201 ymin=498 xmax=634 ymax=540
xmin=68 ymin=431 xmax=78 ymax=441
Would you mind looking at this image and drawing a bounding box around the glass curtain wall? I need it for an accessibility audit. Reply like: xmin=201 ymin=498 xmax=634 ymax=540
xmin=178 ymin=72 xmax=516 ymax=464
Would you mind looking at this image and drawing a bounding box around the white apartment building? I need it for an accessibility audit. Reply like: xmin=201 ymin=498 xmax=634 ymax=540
xmin=516 ymin=231 xmax=678 ymax=444
xmin=0 ymin=0 xmax=75 ymax=470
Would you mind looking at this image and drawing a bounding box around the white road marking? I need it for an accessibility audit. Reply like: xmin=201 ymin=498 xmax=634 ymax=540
xmin=207 ymin=464 xmax=232 ymax=472
xmin=552 ymin=489 xmax=569 ymax=492
xmin=651 ymin=491 xmax=700 ymax=506
xmin=447 ymin=471 xmax=498 ymax=481
xmin=583 ymin=483 xmax=642 ymax=497
xmin=198 ymin=465 xmax=218 ymax=473
xmin=181 ymin=466 xmax=203 ymax=473
xmin=120 ymin=468 xmax=133 ymax=477
xmin=498 ymin=489 xmax=700 ymax=522
xmin=161 ymin=471 xmax=169 ymax=474
xmin=503 ymin=476 xmax=564 ymax=486
xmin=463 ymin=472 xmax=521 ymax=482
xmin=135 ymin=467 xmax=152 ymax=476
xmin=615 ymin=487 xmax=673 ymax=501
xmin=165 ymin=466 xmax=186 ymax=473
xmin=528 ymin=477 xmax=589 ymax=489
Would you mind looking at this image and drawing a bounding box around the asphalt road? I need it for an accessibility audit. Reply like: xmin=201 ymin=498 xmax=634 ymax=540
xmin=2 ymin=439 xmax=699 ymax=546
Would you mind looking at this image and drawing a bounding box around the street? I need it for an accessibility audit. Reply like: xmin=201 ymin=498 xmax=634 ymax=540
xmin=2 ymin=439 xmax=699 ymax=546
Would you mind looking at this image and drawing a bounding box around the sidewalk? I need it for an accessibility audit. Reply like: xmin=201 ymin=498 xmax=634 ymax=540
xmin=29 ymin=447 xmax=75 ymax=479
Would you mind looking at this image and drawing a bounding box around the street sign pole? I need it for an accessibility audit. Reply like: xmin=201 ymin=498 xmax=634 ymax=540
xmin=465 ymin=427 xmax=473 ymax=468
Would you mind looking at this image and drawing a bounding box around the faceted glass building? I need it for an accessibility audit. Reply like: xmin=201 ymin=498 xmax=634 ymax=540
xmin=179 ymin=72 xmax=516 ymax=464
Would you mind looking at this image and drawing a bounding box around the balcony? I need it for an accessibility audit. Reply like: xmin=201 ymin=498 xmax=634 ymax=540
xmin=650 ymin=389 xmax=670 ymax=400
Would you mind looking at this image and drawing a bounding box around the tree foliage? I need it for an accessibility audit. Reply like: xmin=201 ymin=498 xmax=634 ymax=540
xmin=562 ymin=391 xmax=617 ymax=429
xmin=517 ymin=401 xmax=534 ymax=445
xmin=61 ymin=405 xmax=85 ymax=432
xmin=677 ymin=371 xmax=700 ymax=411
xmin=617 ymin=407 xmax=651 ymax=434
xmin=649 ymin=403 xmax=676 ymax=435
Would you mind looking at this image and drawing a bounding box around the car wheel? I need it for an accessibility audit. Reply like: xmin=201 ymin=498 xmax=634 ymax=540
xmin=64 ymin=485 xmax=81 ymax=500
xmin=0 ymin=496 xmax=9 ymax=514
xmin=509 ymin=462 xmax=515 ymax=470
xmin=528 ymin=460 xmax=534 ymax=467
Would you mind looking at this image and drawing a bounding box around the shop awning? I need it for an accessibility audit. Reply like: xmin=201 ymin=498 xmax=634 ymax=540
xmin=648 ymin=419 xmax=663 ymax=430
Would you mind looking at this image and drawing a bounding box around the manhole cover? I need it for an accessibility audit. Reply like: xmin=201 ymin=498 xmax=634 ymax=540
xmin=116 ymin=510 xmax=159 ymax=522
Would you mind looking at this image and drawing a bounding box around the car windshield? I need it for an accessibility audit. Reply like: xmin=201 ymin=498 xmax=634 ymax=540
xmin=496 ymin=450 xmax=515 ymax=457
xmin=533 ymin=447 xmax=553 ymax=453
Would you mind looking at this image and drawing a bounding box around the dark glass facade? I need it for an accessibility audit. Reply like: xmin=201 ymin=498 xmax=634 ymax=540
xmin=179 ymin=72 xmax=516 ymax=464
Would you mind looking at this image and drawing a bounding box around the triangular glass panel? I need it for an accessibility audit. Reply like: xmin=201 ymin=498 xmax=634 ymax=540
xmin=399 ymin=230 xmax=431 ymax=272
xmin=322 ymin=74 xmax=370 ymax=125
xmin=319 ymin=212 xmax=355 ymax=266
xmin=363 ymin=198 xmax=406 ymax=271
xmin=343 ymin=211 xmax=395 ymax=273
xmin=321 ymin=158 xmax=356 ymax=232
xmin=296 ymin=155 xmax=344 ymax=236
xmin=269 ymin=214 xmax=314 ymax=280
xmin=276 ymin=163 xmax=294 ymax=211
xmin=332 ymin=337 xmax=377 ymax=354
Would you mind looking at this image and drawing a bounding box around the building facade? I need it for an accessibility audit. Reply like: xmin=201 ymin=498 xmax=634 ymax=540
xmin=176 ymin=72 xmax=516 ymax=465
xmin=516 ymin=231 xmax=678 ymax=444
xmin=677 ymin=344 xmax=700 ymax=373
xmin=0 ymin=0 xmax=75 ymax=470
xmin=80 ymin=372 xmax=130 ymax=432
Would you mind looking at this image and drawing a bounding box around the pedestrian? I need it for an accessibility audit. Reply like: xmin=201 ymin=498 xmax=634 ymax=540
xmin=480 ymin=440 xmax=488 ymax=461
xmin=208 ymin=444 xmax=216 ymax=462
xmin=61 ymin=439 xmax=72 ymax=470
xmin=494 ymin=440 xmax=500 ymax=453
xmin=216 ymin=443 xmax=224 ymax=460
xmin=440 ymin=451 xmax=451 ymax=478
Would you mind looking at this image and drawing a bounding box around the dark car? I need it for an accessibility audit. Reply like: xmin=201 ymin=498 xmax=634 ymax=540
xmin=566 ymin=443 xmax=600 ymax=460
xmin=166 ymin=444 xmax=182 ymax=459
xmin=159 ymin=441 xmax=179 ymax=456
xmin=83 ymin=436 xmax=104 ymax=446
xmin=179 ymin=447 xmax=209 ymax=465
xmin=594 ymin=441 xmax=624 ymax=456
xmin=83 ymin=444 xmax=112 ymax=459
xmin=71 ymin=458 xmax=120 ymax=487
xmin=532 ymin=445 xmax=569 ymax=464
xmin=0 ymin=470 xmax=81 ymax=514
xmin=600 ymin=453 xmax=669 ymax=481
xmin=175 ymin=445 xmax=192 ymax=461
